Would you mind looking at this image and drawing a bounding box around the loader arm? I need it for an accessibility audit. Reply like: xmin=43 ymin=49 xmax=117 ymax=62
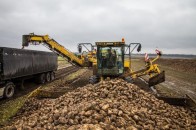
xmin=123 ymin=54 xmax=165 ymax=86
xmin=22 ymin=33 xmax=85 ymax=66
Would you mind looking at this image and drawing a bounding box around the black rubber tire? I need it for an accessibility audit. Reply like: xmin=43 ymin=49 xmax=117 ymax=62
xmin=125 ymin=76 xmax=134 ymax=83
xmin=4 ymin=82 xmax=15 ymax=98
xmin=45 ymin=72 xmax=51 ymax=82
xmin=50 ymin=72 xmax=55 ymax=81
xmin=89 ymin=75 xmax=99 ymax=84
xmin=37 ymin=73 xmax=46 ymax=84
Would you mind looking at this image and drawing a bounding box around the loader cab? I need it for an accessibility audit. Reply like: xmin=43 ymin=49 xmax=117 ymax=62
xmin=96 ymin=41 xmax=125 ymax=77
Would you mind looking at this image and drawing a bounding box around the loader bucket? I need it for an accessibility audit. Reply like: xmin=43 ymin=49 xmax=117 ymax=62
xmin=149 ymin=71 xmax=165 ymax=86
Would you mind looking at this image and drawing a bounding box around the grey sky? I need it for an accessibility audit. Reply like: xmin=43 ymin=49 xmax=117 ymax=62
xmin=0 ymin=0 xmax=196 ymax=54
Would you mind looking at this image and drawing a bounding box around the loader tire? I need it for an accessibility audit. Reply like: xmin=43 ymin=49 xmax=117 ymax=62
xmin=4 ymin=82 xmax=15 ymax=98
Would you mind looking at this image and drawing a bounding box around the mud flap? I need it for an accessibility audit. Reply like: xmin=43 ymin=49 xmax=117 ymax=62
xmin=0 ymin=87 xmax=5 ymax=98
xmin=149 ymin=71 xmax=165 ymax=87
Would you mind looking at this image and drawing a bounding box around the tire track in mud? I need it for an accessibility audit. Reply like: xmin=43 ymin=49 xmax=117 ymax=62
xmin=36 ymin=69 xmax=92 ymax=98
xmin=55 ymin=66 xmax=80 ymax=79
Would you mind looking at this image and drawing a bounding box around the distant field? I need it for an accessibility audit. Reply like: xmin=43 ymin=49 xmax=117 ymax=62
xmin=131 ymin=54 xmax=196 ymax=59
xmin=58 ymin=56 xmax=70 ymax=69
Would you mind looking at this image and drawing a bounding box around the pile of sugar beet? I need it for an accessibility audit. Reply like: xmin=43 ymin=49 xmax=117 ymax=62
xmin=4 ymin=79 xmax=196 ymax=130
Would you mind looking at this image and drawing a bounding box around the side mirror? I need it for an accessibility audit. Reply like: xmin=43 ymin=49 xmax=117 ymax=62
xmin=137 ymin=44 xmax=141 ymax=52
xmin=78 ymin=45 xmax=82 ymax=53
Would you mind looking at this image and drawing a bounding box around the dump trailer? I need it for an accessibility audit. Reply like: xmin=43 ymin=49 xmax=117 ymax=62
xmin=0 ymin=47 xmax=58 ymax=98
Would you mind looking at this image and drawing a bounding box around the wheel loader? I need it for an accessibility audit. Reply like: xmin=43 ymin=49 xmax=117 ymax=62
xmin=22 ymin=33 xmax=165 ymax=86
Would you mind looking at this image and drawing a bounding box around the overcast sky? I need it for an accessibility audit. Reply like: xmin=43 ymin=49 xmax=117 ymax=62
xmin=0 ymin=0 xmax=196 ymax=54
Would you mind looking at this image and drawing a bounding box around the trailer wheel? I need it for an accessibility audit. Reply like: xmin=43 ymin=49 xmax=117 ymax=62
xmin=4 ymin=82 xmax=15 ymax=98
xmin=50 ymin=72 xmax=55 ymax=81
xmin=37 ymin=73 xmax=46 ymax=84
xmin=46 ymin=72 xmax=51 ymax=82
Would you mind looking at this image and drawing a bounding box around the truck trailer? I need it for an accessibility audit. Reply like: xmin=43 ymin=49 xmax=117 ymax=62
xmin=0 ymin=47 xmax=58 ymax=98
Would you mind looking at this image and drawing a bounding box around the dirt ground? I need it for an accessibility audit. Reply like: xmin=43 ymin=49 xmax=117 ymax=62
xmin=155 ymin=58 xmax=196 ymax=73
xmin=131 ymin=58 xmax=196 ymax=100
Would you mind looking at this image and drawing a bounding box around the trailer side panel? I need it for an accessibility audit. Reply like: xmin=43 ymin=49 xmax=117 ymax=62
xmin=0 ymin=47 xmax=57 ymax=80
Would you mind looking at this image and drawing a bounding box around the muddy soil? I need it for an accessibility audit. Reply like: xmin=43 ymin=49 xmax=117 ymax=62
xmin=155 ymin=58 xmax=196 ymax=73
xmin=37 ymin=69 xmax=92 ymax=98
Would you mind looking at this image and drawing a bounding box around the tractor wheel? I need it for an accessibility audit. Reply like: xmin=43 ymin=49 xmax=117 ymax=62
xmin=4 ymin=82 xmax=15 ymax=98
xmin=50 ymin=72 xmax=55 ymax=81
xmin=89 ymin=75 xmax=99 ymax=84
xmin=45 ymin=72 xmax=51 ymax=82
